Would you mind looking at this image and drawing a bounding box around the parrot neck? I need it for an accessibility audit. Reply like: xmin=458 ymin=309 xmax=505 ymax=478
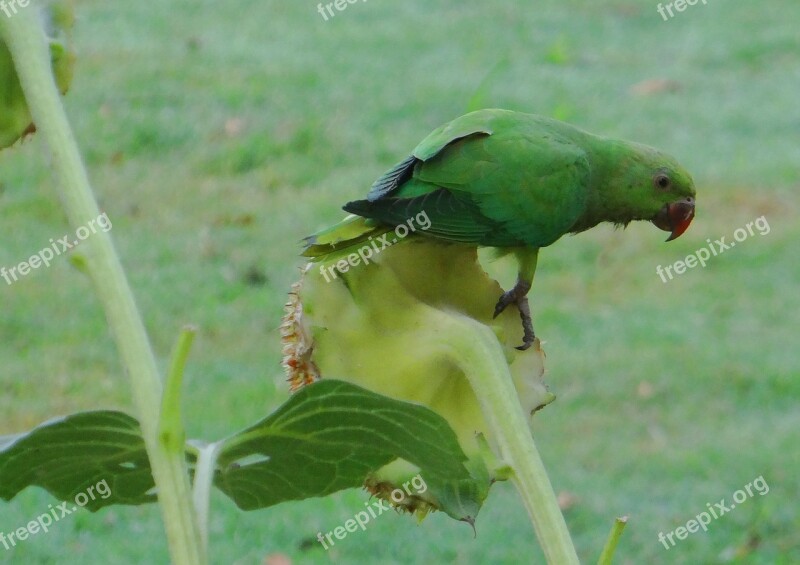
xmin=570 ymin=138 xmax=652 ymax=233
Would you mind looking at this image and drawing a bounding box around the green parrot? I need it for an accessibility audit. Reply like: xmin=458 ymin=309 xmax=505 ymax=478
xmin=304 ymin=109 xmax=696 ymax=350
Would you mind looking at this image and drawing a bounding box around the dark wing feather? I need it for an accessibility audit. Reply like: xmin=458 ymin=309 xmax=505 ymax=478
xmin=366 ymin=155 xmax=418 ymax=202
xmin=344 ymin=189 xmax=520 ymax=245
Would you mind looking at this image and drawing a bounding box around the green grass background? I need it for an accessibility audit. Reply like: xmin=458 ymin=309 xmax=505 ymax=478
xmin=1 ymin=0 xmax=798 ymax=563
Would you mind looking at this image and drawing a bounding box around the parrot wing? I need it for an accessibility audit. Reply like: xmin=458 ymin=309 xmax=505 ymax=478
xmin=347 ymin=110 xmax=590 ymax=248
xmin=366 ymin=112 xmax=495 ymax=202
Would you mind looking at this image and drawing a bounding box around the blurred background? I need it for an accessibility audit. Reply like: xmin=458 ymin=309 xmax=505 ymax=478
xmin=1 ymin=0 xmax=798 ymax=563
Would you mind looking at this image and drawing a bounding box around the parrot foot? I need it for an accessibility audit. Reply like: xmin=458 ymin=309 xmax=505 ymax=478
xmin=493 ymin=280 xmax=536 ymax=350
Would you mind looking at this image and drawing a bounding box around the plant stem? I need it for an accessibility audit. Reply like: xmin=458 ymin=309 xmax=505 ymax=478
xmin=448 ymin=320 xmax=579 ymax=564
xmin=192 ymin=441 xmax=222 ymax=553
xmin=0 ymin=11 xmax=204 ymax=564
xmin=160 ymin=326 xmax=196 ymax=452
xmin=598 ymin=516 xmax=628 ymax=565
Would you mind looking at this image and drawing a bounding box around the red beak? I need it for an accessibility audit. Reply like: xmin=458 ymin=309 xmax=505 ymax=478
xmin=652 ymin=197 xmax=695 ymax=241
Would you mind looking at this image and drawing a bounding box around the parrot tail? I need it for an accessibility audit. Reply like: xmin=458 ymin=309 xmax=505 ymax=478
xmin=301 ymin=215 xmax=391 ymax=259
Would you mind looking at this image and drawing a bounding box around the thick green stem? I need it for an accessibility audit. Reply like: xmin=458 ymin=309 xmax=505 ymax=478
xmin=445 ymin=317 xmax=579 ymax=564
xmin=0 ymin=11 xmax=204 ymax=564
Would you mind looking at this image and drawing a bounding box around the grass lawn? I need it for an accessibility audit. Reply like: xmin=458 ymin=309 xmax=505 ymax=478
xmin=1 ymin=0 xmax=798 ymax=563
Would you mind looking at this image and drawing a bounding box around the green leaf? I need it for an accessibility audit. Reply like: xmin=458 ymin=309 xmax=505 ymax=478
xmin=215 ymin=379 xmax=487 ymax=521
xmin=0 ymin=381 xmax=487 ymax=522
xmin=0 ymin=411 xmax=155 ymax=510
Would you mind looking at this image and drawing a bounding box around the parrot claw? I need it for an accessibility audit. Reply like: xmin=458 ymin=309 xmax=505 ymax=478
xmin=493 ymin=279 xmax=536 ymax=350
xmin=493 ymin=290 xmax=516 ymax=318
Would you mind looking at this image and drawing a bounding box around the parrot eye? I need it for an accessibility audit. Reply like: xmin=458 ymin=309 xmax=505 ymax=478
xmin=654 ymin=174 xmax=671 ymax=190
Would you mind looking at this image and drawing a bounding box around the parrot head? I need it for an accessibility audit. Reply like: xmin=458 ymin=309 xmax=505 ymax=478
xmin=648 ymin=164 xmax=696 ymax=242
xmin=597 ymin=141 xmax=696 ymax=242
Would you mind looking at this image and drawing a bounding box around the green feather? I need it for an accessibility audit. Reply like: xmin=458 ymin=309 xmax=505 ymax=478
xmin=302 ymin=215 xmax=389 ymax=258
